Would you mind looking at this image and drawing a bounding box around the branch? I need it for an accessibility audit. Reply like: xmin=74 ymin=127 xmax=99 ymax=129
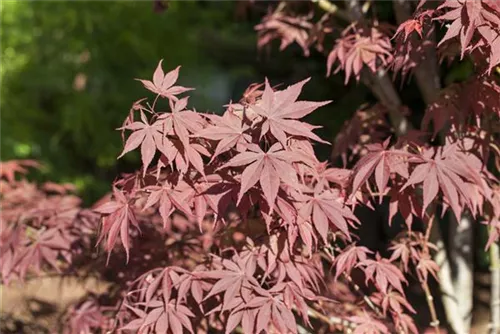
xmin=342 ymin=0 xmax=411 ymax=137
xmin=311 ymin=0 xmax=350 ymax=21
xmin=421 ymin=210 xmax=441 ymax=334
xmin=392 ymin=0 xmax=441 ymax=104
xmin=306 ymin=306 xmax=357 ymax=331
xmin=321 ymin=247 xmax=383 ymax=317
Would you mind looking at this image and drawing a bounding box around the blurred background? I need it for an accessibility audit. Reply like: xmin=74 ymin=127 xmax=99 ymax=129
xmin=1 ymin=0 xmax=379 ymax=205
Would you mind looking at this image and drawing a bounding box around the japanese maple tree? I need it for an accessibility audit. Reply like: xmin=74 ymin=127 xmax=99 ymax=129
xmin=2 ymin=1 xmax=500 ymax=334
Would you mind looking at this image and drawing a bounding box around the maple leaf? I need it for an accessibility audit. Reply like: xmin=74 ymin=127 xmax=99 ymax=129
xmin=296 ymin=188 xmax=359 ymax=242
xmin=435 ymin=0 xmax=500 ymax=72
xmin=416 ymin=253 xmax=440 ymax=281
xmin=65 ymin=300 xmax=104 ymax=334
xmin=93 ymin=188 xmax=139 ymax=262
xmin=17 ymin=227 xmax=73 ymax=278
xmin=328 ymin=26 xmax=393 ymax=83
xmin=195 ymin=111 xmax=251 ymax=161
xmin=404 ymin=143 xmax=486 ymax=221
xmin=350 ymin=139 xmax=412 ymax=199
xmin=118 ymin=110 xmax=166 ymax=174
xmin=372 ymin=290 xmax=416 ymax=316
xmin=142 ymin=267 xmax=186 ymax=307
xmin=137 ymin=60 xmax=193 ymax=99
xmin=394 ymin=19 xmax=424 ymax=41
xmin=177 ymin=271 xmax=206 ymax=312
xmin=255 ymin=11 xmax=314 ymax=56
xmin=333 ymin=245 xmax=372 ymax=280
xmin=122 ymin=299 xmax=195 ymax=334
xmin=389 ymin=241 xmax=412 ymax=272
xmin=388 ymin=186 xmax=422 ymax=229
xmin=219 ymin=142 xmax=306 ymax=210
xmin=200 ymin=255 xmax=260 ymax=310
xmin=142 ymin=181 xmax=194 ymax=229
xmin=349 ymin=311 xmax=390 ymax=334
xmin=228 ymin=288 xmax=299 ymax=334
xmin=0 ymin=160 xmax=41 ymax=183
xmin=157 ymin=97 xmax=208 ymax=176
xmin=359 ymin=253 xmax=407 ymax=294
xmin=319 ymin=166 xmax=352 ymax=189
xmin=249 ymin=78 xmax=331 ymax=146
xmin=395 ymin=313 xmax=419 ymax=334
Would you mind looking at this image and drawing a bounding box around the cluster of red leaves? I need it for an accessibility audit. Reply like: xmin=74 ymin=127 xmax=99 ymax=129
xmin=255 ymin=0 xmax=500 ymax=82
xmin=256 ymin=10 xmax=315 ymax=57
xmin=422 ymin=76 xmax=500 ymax=137
xmin=91 ymin=62 xmax=378 ymax=333
xmin=327 ymin=24 xmax=394 ymax=84
xmin=434 ymin=0 xmax=500 ymax=73
xmin=0 ymin=160 xmax=98 ymax=284
xmin=2 ymin=57 xmax=499 ymax=333
xmin=391 ymin=10 xmax=436 ymax=82
xmin=83 ymin=60 xmax=497 ymax=334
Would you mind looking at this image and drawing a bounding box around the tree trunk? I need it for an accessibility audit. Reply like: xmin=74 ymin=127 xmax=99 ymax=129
xmin=490 ymin=238 xmax=500 ymax=334
xmin=448 ymin=213 xmax=474 ymax=333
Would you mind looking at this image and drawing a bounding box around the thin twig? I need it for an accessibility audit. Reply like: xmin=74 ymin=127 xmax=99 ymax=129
xmin=420 ymin=209 xmax=441 ymax=334
xmin=489 ymin=235 xmax=500 ymax=334
xmin=306 ymin=306 xmax=357 ymax=331
xmin=323 ymin=247 xmax=383 ymax=317
xmin=311 ymin=0 xmax=350 ymax=21
xmin=341 ymin=271 xmax=383 ymax=317
xmin=418 ymin=271 xmax=441 ymax=334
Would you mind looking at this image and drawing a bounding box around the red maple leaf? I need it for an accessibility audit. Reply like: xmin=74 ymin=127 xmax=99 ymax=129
xmin=349 ymin=311 xmax=390 ymax=334
xmin=359 ymin=253 xmax=407 ymax=294
xmin=18 ymin=227 xmax=72 ymax=278
xmin=372 ymin=289 xmax=416 ymax=316
xmin=404 ymin=142 xmax=486 ymax=221
xmin=65 ymin=300 xmax=105 ymax=334
xmin=250 ymin=78 xmax=331 ymax=146
xmin=435 ymin=0 xmax=500 ymax=72
xmin=333 ymin=245 xmax=372 ymax=280
xmin=350 ymin=139 xmax=412 ymax=198
xmin=416 ymin=253 xmax=440 ymax=281
xmin=195 ymin=110 xmax=252 ymax=161
xmin=227 ymin=288 xmax=299 ymax=334
xmin=395 ymin=313 xmax=419 ymax=334
xmin=296 ymin=188 xmax=359 ymax=243
xmin=394 ymin=19 xmax=424 ymax=41
xmin=118 ymin=110 xmax=166 ymax=174
xmin=328 ymin=26 xmax=393 ymax=83
xmin=121 ymin=299 xmax=195 ymax=334
xmin=137 ymin=60 xmax=193 ymax=100
xmin=94 ymin=188 xmax=139 ymax=262
xmin=157 ymin=97 xmax=208 ymax=176
xmin=200 ymin=255 xmax=260 ymax=311
xmin=0 ymin=160 xmax=41 ymax=183
xmin=255 ymin=11 xmax=314 ymax=57
xmin=219 ymin=142 xmax=306 ymax=210
xmin=142 ymin=181 xmax=194 ymax=229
